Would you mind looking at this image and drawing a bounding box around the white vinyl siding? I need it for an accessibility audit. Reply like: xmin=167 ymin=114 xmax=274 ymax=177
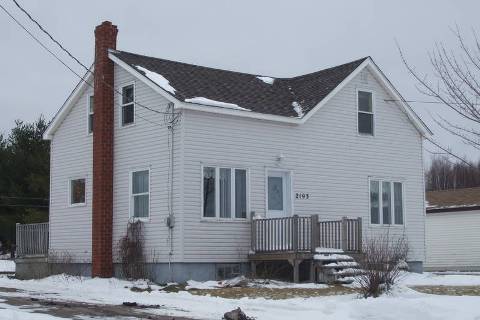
xmin=49 ymin=85 xmax=93 ymax=262
xmin=426 ymin=210 xmax=480 ymax=271
xmin=181 ymin=67 xmax=424 ymax=263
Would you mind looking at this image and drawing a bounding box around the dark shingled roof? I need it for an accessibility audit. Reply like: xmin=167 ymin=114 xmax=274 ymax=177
xmin=110 ymin=50 xmax=368 ymax=118
xmin=426 ymin=187 xmax=480 ymax=213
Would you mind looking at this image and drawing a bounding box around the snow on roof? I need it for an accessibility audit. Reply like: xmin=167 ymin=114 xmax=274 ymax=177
xmin=256 ymin=76 xmax=275 ymax=85
xmin=184 ymin=97 xmax=251 ymax=111
xmin=136 ymin=65 xmax=176 ymax=95
xmin=292 ymin=101 xmax=304 ymax=118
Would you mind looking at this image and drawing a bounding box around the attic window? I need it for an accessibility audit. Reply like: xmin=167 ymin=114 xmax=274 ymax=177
xmin=357 ymin=90 xmax=374 ymax=135
xmin=121 ymin=84 xmax=135 ymax=126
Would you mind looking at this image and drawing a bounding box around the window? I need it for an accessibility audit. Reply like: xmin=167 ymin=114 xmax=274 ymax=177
xmin=121 ymin=84 xmax=135 ymax=126
xmin=370 ymin=179 xmax=403 ymax=225
xmin=202 ymin=166 xmax=248 ymax=219
xmin=131 ymin=170 xmax=149 ymax=218
xmin=358 ymin=90 xmax=374 ymax=135
xmin=88 ymin=95 xmax=94 ymax=134
xmin=70 ymin=178 xmax=85 ymax=205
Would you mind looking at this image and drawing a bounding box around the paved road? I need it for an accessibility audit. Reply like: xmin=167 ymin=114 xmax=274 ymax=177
xmin=0 ymin=286 xmax=196 ymax=319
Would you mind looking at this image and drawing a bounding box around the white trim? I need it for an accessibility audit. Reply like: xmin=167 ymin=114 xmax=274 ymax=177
xmin=200 ymin=164 xmax=250 ymax=221
xmin=44 ymin=71 xmax=94 ymax=140
xmin=265 ymin=168 xmax=293 ymax=218
xmin=108 ymin=52 xmax=180 ymax=104
xmin=68 ymin=176 xmax=87 ymax=207
xmin=368 ymin=176 xmax=406 ymax=227
xmin=129 ymin=168 xmax=151 ymax=222
xmin=87 ymin=94 xmax=94 ymax=135
xmin=356 ymin=88 xmax=375 ymax=136
xmin=119 ymin=82 xmax=136 ymax=127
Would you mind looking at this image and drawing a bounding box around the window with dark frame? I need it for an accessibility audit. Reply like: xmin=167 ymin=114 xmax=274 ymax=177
xmin=358 ymin=90 xmax=374 ymax=135
xmin=70 ymin=178 xmax=86 ymax=205
xmin=121 ymin=84 xmax=134 ymax=126
xmin=203 ymin=166 xmax=247 ymax=219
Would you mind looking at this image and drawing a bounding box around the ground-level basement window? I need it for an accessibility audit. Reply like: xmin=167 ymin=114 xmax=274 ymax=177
xmin=69 ymin=178 xmax=86 ymax=206
xmin=203 ymin=166 xmax=248 ymax=219
xmin=130 ymin=169 xmax=149 ymax=219
xmin=121 ymin=84 xmax=135 ymax=126
xmin=370 ymin=179 xmax=403 ymax=225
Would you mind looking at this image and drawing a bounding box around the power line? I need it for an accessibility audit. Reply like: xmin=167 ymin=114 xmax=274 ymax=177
xmin=385 ymin=99 xmax=480 ymax=106
xmin=4 ymin=0 xmax=178 ymax=118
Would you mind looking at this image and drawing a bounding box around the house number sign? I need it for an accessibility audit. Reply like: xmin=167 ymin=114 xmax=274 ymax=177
xmin=296 ymin=192 xmax=310 ymax=200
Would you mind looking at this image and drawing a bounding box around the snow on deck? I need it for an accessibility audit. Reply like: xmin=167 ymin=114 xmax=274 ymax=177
xmin=136 ymin=65 xmax=176 ymax=94
xmin=315 ymin=247 xmax=344 ymax=253
xmin=184 ymin=97 xmax=251 ymax=111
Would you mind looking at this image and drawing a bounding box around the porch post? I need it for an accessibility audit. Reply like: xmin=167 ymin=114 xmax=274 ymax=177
xmin=250 ymin=212 xmax=256 ymax=253
xmin=292 ymin=215 xmax=299 ymax=253
xmin=310 ymin=214 xmax=319 ymax=253
xmin=341 ymin=216 xmax=348 ymax=252
xmin=357 ymin=217 xmax=363 ymax=252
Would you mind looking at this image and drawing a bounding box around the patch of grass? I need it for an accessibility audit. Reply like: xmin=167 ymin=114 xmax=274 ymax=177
xmin=188 ymin=286 xmax=357 ymax=300
xmin=160 ymin=283 xmax=187 ymax=293
xmin=411 ymin=285 xmax=480 ymax=296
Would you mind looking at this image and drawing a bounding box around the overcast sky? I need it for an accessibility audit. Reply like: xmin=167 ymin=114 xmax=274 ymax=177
xmin=1 ymin=0 xmax=479 ymax=162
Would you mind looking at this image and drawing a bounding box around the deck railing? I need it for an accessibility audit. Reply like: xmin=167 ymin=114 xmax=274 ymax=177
xmin=251 ymin=215 xmax=362 ymax=254
xmin=16 ymin=222 xmax=49 ymax=257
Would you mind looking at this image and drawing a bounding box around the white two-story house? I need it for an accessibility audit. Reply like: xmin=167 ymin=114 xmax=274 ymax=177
xmin=37 ymin=21 xmax=430 ymax=283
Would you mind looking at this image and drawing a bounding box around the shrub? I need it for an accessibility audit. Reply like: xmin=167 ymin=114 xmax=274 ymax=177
xmin=356 ymin=233 xmax=408 ymax=298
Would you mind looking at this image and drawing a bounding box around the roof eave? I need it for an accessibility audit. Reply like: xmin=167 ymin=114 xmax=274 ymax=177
xmin=43 ymin=70 xmax=94 ymax=140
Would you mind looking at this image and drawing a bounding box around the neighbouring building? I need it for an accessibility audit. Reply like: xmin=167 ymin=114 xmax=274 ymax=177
xmin=425 ymin=187 xmax=480 ymax=271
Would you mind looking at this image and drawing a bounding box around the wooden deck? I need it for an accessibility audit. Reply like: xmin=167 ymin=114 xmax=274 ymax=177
xmin=249 ymin=215 xmax=362 ymax=282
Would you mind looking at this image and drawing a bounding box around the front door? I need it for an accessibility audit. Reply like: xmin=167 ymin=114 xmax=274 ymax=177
xmin=267 ymin=170 xmax=291 ymax=218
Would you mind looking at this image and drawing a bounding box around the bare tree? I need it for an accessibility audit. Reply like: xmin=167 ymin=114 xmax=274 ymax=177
xmin=426 ymin=155 xmax=480 ymax=191
xmin=399 ymin=26 xmax=480 ymax=162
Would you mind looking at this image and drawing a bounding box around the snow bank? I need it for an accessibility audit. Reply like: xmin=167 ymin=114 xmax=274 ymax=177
xmin=256 ymin=76 xmax=275 ymax=85
xmin=136 ymin=65 xmax=176 ymax=94
xmin=400 ymin=271 xmax=480 ymax=286
xmin=0 ymin=260 xmax=14 ymax=273
xmin=1 ymin=273 xmax=480 ymax=320
xmin=185 ymin=97 xmax=250 ymax=111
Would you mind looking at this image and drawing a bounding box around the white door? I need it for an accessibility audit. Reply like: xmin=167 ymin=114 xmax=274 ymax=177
xmin=267 ymin=170 xmax=291 ymax=218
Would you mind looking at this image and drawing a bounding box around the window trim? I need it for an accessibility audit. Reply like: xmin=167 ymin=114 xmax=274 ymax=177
xmin=68 ymin=176 xmax=86 ymax=207
xmin=119 ymin=82 xmax=136 ymax=127
xmin=200 ymin=164 xmax=250 ymax=221
xmin=129 ymin=167 xmax=151 ymax=221
xmin=368 ymin=177 xmax=405 ymax=227
xmin=356 ymin=88 xmax=375 ymax=136
xmin=87 ymin=94 xmax=94 ymax=135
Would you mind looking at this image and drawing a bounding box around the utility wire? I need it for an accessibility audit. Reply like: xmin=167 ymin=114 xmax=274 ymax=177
xmin=385 ymin=99 xmax=480 ymax=106
xmin=6 ymin=0 xmax=178 ymax=118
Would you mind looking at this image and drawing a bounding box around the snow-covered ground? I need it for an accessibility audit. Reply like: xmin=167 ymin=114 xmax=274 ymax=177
xmin=0 ymin=272 xmax=480 ymax=319
xmin=0 ymin=260 xmax=14 ymax=273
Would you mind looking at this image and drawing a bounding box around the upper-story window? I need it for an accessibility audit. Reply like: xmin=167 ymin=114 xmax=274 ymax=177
xmin=121 ymin=84 xmax=135 ymax=126
xmin=88 ymin=95 xmax=94 ymax=134
xmin=370 ymin=179 xmax=403 ymax=225
xmin=357 ymin=90 xmax=374 ymax=135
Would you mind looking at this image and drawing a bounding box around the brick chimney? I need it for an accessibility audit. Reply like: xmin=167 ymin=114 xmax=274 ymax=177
xmin=92 ymin=21 xmax=117 ymax=278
